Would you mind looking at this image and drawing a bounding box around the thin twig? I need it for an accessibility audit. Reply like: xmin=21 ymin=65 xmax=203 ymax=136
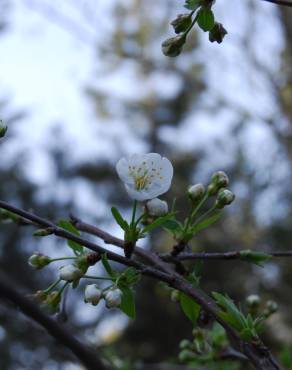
xmin=160 ymin=250 xmax=292 ymax=262
xmin=261 ymin=0 xmax=292 ymax=6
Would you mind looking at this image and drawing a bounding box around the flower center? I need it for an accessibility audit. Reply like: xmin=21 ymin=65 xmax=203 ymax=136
xmin=134 ymin=172 xmax=149 ymax=190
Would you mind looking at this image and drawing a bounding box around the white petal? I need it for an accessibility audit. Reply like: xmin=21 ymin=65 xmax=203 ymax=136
xmin=116 ymin=158 xmax=134 ymax=184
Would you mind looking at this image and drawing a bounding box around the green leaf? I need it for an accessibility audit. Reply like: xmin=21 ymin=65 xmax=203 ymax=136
xmin=239 ymin=250 xmax=271 ymax=267
xmin=119 ymin=286 xmax=136 ymax=319
xmin=180 ymin=293 xmax=200 ymax=324
xmin=122 ymin=267 xmax=141 ymax=285
xmin=184 ymin=0 xmax=201 ymax=10
xmin=101 ymin=253 xmax=115 ymax=278
xmin=197 ymin=8 xmax=215 ymax=32
xmin=212 ymin=292 xmax=246 ymax=331
xmin=191 ymin=211 xmax=221 ymax=234
xmin=163 ymin=219 xmax=182 ymax=232
xmin=141 ymin=214 xmax=173 ymax=234
xmin=111 ymin=207 xmax=129 ymax=231
xmin=58 ymin=220 xmax=83 ymax=254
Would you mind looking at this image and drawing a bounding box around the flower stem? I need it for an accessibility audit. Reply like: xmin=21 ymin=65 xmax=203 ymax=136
xmin=131 ymin=200 xmax=138 ymax=227
xmin=83 ymin=275 xmax=113 ymax=281
xmin=44 ymin=279 xmax=61 ymax=293
xmin=50 ymin=257 xmax=77 ymax=262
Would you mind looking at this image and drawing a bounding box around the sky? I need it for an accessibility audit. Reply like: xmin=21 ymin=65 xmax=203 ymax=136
xmin=0 ymin=0 xmax=289 ymax=218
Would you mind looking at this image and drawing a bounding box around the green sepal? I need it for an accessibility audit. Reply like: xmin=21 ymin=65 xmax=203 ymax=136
xmin=111 ymin=207 xmax=129 ymax=231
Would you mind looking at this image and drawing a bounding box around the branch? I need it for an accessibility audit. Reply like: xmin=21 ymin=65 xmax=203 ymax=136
xmin=261 ymin=0 xmax=292 ymax=6
xmin=0 ymin=200 xmax=283 ymax=369
xmin=70 ymin=214 xmax=175 ymax=275
xmin=160 ymin=250 xmax=292 ymax=262
xmin=0 ymin=271 xmax=108 ymax=370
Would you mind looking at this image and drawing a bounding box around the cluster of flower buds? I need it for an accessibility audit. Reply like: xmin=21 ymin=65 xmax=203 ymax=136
xmin=205 ymin=171 xmax=235 ymax=209
xmin=84 ymin=284 xmax=122 ymax=309
xmin=246 ymin=294 xmax=278 ymax=318
xmin=145 ymin=198 xmax=168 ymax=217
xmin=179 ymin=328 xmax=210 ymax=362
xmin=28 ymin=253 xmax=51 ymax=269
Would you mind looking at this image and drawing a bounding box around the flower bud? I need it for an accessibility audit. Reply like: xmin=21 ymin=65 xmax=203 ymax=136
xmin=215 ymin=189 xmax=235 ymax=209
xmin=178 ymin=349 xmax=194 ymax=362
xmin=0 ymin=122 xmax=7 ymax=138
xmin=105 ymin=288 xmax=122 ymax=308
xmin=84 ymin=284 xmax=103 ymax=306
xmin=146 ymin=198 xmax=168 ymax=217
xmin=161 ymin=35 xmax=186 ymax=57
xmin=212 ymin=170 xmax=229 ymax=187
xmin=266 ymin=300 xmax=278 ymax=314
xmin=171 ymin=13 xmax=192 ymax=34
xmin=59 ymin=264 xmax=83 ymax=282
xmin=170 ymin=289 xmax=180 ymax=302
xmin=28 ymin=253 xmax=51 ymax=269
xmin=246 ymin=294 xmax=261 ymax=308
xmin=209 ymin=22 xmax=227 ymax=44
xmin=43 ymin=291 xmax=61 ymax=314
xmin=179 ymin=339 xmax=192 ymax=350
xmin=187 ymin=183 xmax=205 ymax=203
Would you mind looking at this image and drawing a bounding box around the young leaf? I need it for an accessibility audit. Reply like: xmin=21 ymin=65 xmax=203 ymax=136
xmin=239 ymin=250 xmax=271 ymax=267
xmin=119 ymin=286 xmax=136 ymax=319
xmin=184 ymin=0 xmax=201 ymax=10
xmin=163 ymin=219 xmax=182 ymax=232
xmin=191 ymin=211 xmax=221 ymax=234
xmin=197 ymin=8 xmax=215 ymax=32
xmin=101 ymin=253 xmax=115 ymax=278
xmin=141 ymin=214 xmax=173 ymax=234
xmin=58 ymin=220 xmax=83 ymax=254
xmin=212 ymin=292 xmax=246 ymax=331
xmin=111 ymin=207 xmax=129 ymax=231
xmin=180 ymin=293 xmax=200 ymax=324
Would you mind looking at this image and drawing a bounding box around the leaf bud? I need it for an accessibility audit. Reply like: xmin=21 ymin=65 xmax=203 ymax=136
xmin=33 ymin=228 xmax=54 ymax=237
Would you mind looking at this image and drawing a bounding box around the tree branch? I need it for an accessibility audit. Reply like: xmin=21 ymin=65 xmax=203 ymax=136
xmin=0 ymin=271 xmax=108 ymax=370
xmin=160 ymin=250 xmax=292 ymax=262
xmin=261 ymin=0 xmax=292 ymax=6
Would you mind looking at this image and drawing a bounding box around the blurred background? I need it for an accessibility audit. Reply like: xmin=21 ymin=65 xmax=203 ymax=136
xmin=0 ymin=0 xmax=292 ymax=369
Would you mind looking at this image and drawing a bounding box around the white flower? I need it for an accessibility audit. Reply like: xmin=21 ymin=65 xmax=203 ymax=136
xmin=59 ymin=265 xmax=83 ymax=282
xmin=105 ymin=288 xmax=122 ymax=308
xmin=84 ymin=284 xmax=103 ymax=306
xmin=116 ymin=153 xmax=173 ymax=201
xmin=146 ymin=198 xmax=168 ymax=216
